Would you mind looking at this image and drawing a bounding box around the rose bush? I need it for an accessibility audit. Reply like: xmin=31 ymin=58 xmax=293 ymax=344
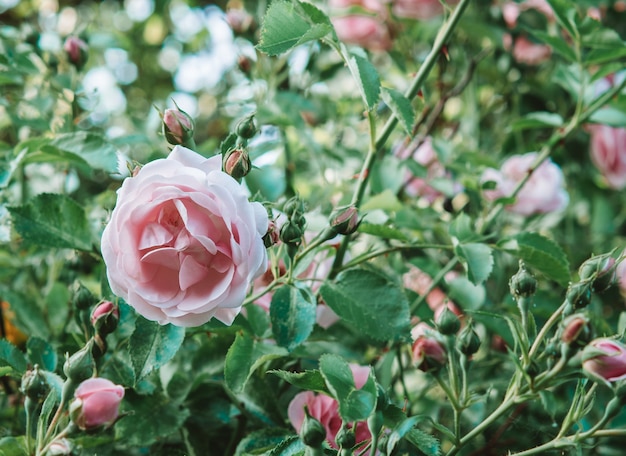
xmin=70 ymin=378 xmax=125 ymax=430
xmin=482 ymin=152 xmax=569 ymax=215
xmin=101 ymin=145 xmax=268 ymax=327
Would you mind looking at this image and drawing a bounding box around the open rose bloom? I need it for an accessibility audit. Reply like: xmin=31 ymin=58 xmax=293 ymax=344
xmin=582 ymin=338 xmax=626 ymax=385
xmin=101 ymin=146 xmax=268 ymax=327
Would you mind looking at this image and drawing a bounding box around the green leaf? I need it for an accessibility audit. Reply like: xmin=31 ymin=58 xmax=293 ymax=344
xmin=269 ymin=369 xmax=329 ymax=394
xmin=454 ymin=243 xmax=493 ymax=285
xmin=320 ymin=267 xmax=411 ymax=341
xmin=345 ymin=49 xmax=381 ymax=110
xmin=115 ymin=391 xmax=190 ymax=446
xmin=270 ymin=284 xmax=316 ymax=351
xmin=510 ymin=112 xmax=564 ymax=131
xmin=26 ymin=337 xmax=57 ymax=372
xmin=589 ymin=107 xmax=626 ymax=127
xmin=225 ymin=332 xmax=288 ymax=394
xmin=8 ymin=193 xmax=93 ymax=251
xmin=43 ymin=131 xmax=119 ymax=173
xmin=357 ymin=222 xmax=409 ymax=242
xmin=129 ymin=317 xmax=186 ymax=383
xmin=235 ymin=428 xmax=297 ymax=456
xmin=448 ymin=213 xmax=475 ymax=243
xmin=545 ymin=0 xmax=577 ymax=40
xmin=268 ymin=436 xmax=306 ymax=456
xmin=257 ymin=0 xmax=331 ymax=55
xmin=582 ymin=28 xmax=625 ymax=49
xmin=319 ymin=353 xmax=376 ymax=422
xmin=499 ymin=232 xmax=570 ymax=286
xmin=382 ymin=406 xmax=441 ymax=456
xmin=382 ymin=88 xmax=415 ymax=136
xmin=0 ymin=436 xmax=28 ymax=456
xmin=584 ymin=47 xmax=626 ymax=65
xmin=0 ymin=340 xmax=28 ymax=377
xmin=522 ymin=27 xmax=576 ymax=62
xmin=361 ymin=189 xmax=403 ymax=212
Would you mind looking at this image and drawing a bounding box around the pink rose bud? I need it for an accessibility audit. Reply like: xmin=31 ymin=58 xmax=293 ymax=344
xmin=329 ymin=205 xmax=360 ymax=235
xmin=90 ymin=301 xmax=120 ymax=336
xmin=63 ymin=36 xmax=88 ymax=69
xmin=560 ymin=314 xmax=590 ymax=346
xmin=262 ymin=220 xmax=281 ymax=248
xmin=588 ymin=124 xmax=626 ymax=190
xmin=162 ymin=107 xmax=194 ymax=146
xmin=582 ymin=338 xmax=626 ymax=385
xmin=70 ymin=378 xmax=124 ymax=430
xmin=412 ymin=334 xmax=447 ymax=372
xmin=223 ymin=148 xmax=251 ymax=180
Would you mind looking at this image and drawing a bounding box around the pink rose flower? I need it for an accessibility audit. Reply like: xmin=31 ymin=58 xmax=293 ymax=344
xmin=588 ymin=124 xmax=626 ymax=189
xmin=330 ymin=0 xmax=392 ymax=51
xmin=411 ymin=323 xmax=447 ymax=371
xmin=101 ymin=146 xmax=268 ymax=327
xmin=582 ymin=338 xmax=626 ymax=384
xmin=482 ymin=152 xmax=569 ymax=215
xmin=288 ymin=364 xmax=372 ymax=451
xmin=70 ymin=378 xmax=124 ymax=430
xmin=393 ymin=0 xmax=458 ymax=20
xmin=501 ymin=0 xmax=554 ymax=28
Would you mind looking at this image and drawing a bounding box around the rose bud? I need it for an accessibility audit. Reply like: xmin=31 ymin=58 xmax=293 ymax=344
xmin=162 ymin=107 xmax=194 ymax=146
xmin=280 ymin=220 xmax=304 ymax=245
xmin=63 ymin=35 xmax=88 ymax=69
xmin=223 ymin=148 xmax=251 ymax=180
xmin=47 ymin=438 xmax=72 ymax=455
xmin=329 ymin=205 xmax=360 ymax=236
xmin=236 ymin=113 xmax=257 ymax=139
xmin=73 ymin=282 xmax=97 ymax=311
xmin=300 ymin=406 xmax=326 ymax=449
xmin=579 ymin=254 xmax=616 ymax=293
xmin=69 ymin=377 xmax=125 ymax=430
xmin=560 ymin=314 xmax=590 ymax=346
xmin=457 ymin=325 xmax=481 ymax=356
xmin=509 ymin=264 xmax=537 ymax=299
xmin=90 ymin=301 xmax=119 ymax=336
xmin=412 ymin=335 xmax=447 ymax=372
xmin=582 ymin=339 xmax=626 ymax=386
xmin=262 ymin=220 xmax=280 ymax=248
xmin=63 ymin=342 xmax=95 ymax=383
xmin=566 ymin=282 xmax=592 ymax=310
xmin=436 ymin=305 xmax=461 ymax=336
xmin=20 ymin=365 xmax=49 ymax=402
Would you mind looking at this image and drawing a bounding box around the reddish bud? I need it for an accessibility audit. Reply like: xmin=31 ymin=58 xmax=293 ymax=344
xmin=582 ymin=338 xmax=626 ymax=385
xmin=262 ymin=220 xmax=280 ymax=248
xmin=560 ymin=314 xmax=590 ymax=346
xmin=329 ymin=205 xmax=360 ymax=236
xmin=162 ymin=108 xmax=194 ymax=146
xmin=91 ymin=301 xmax=119 ymax=336
xmin=63 ymin=36 xmax=88 ymax=69
xmin=412 ymin=335 xmax=447 ymax=372
xmin=70 ymin=378 xmax=125 ymax=430
xmin=223 ymin=148 xmax=251 ymax=180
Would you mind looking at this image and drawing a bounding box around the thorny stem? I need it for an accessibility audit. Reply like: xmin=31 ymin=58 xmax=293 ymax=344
xmin=330 ymin=0 xmax=472 ymax=277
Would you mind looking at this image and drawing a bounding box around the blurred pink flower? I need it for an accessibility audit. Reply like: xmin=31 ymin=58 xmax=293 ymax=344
xmin=482 ymin=152 xmax=569 ymax=215
xmin=410 ymin=323 xmax=447 ymax=371
xmin=403 ymin=265 xmax=461 ymax=320
xmin=511 ymin=35 xmax=552 ymax=65
xmin=501 ymin=0 xmax=554 ymax=28
xmin=330 ymin=0 xmax=393 ymax=51
xmin=588 ymin=124 xmax=626 ymax=189
xmin=582 ymin=338 xmax=626 ymax=384
xmin=393 ymin=0 xmax=458 ymax=20
xmin=288 ymin=364 xmax=373 ymax=451
xmin=395 ymin=137 xmax=458 ymax=202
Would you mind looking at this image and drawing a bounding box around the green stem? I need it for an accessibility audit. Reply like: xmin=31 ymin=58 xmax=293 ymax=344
xmin=330 ymin=0 xmax=472 ymax=276
xmin=528 ymin=301 xmax=567 ymax=358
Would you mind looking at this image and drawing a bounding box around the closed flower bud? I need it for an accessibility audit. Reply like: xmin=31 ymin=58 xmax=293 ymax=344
xmin=70 ymin=377 xmax=124 ymax=430
xmin=509 ymin=263 xmax=537 ymax=299
xmin=48 ymin=438 xmax=72 ymax=455
xmin=412 ymin=335 xmax=447 ymax=372
xmin=223 ymin=148 xmax=251 ymax=180
xmin=560 ymin=314 xmax=590 ymax=346
xmin=579 ymin=254 xmax=616 ymax=293
xmin=436 ymin=305 xmax=461 ymax=336
xmin=582 ymin=338 xmax=626 ymax=385
xmin=20 ymin=365 xmax=49 ymax=402
xmin=335 ymin=425 xmax=356 ymax=449
xmin=280 ymin=220 xmax=304 ymax=245
xmin=458 ymin=325 xmax=481 ymax=356
xmin=63 ymin=36 xmax=88 ymax=69
xmin=236 ymin=114 xmax=257 ymax=139
xmin=63 ymin=342 xmax=95 ymax=383
xmin=566 ymin=282 xmax=592 ymax=309
xmin=262 ymin=220 xmax=280 ymax=248
xmin=73 ymin=282 xmax=96 ymax=311
xmin=162 ymin=107 xmax=194 ymax=146
xmin=330 ymin=205 xmax=360 ymax=236
xmin=283 ymin=197 xmax=305 ymax=218
xmin=300 ymin=406 xmax=326 ymax=448
xmin=91 ymin=301 xmax=119 ymax=336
